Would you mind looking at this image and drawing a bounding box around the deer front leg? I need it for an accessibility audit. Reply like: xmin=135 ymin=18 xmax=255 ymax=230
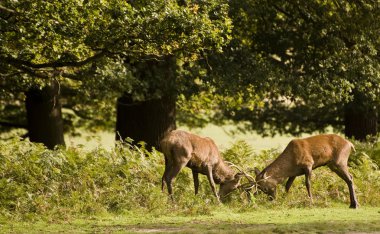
xmin=285 ymin=176 xmax=296 ymax=193
xmin=192 ymin=169 xmax=199 ymax=195
xmin=206 ymin=165 xmax=220 ymax=202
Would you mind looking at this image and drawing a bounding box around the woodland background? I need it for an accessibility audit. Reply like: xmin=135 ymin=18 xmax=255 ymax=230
xmin=0 ymin=1 xmax=380 ymax=232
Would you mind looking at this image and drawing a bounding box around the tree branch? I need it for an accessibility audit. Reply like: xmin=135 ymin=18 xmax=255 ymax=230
xmin=0 ymin=71 xmax=24 ymax=78
xmin=10 ymin=63 xmax=51 ymax=79
xmin=2 ymin=51 xmax=106 ymax=69
xmin=0 ymin=121 xmax=27 ymax=129
xmin=272 ymin=4 xmax=293 ymax=20
xmin=0 ymin=5 xmax=15 ymax=14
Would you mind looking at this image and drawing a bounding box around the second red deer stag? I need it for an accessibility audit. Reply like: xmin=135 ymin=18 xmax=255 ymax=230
xmin=160 ymin=130 xmax=252 ymax=202
xmin=254 ymin=134 xmax=358 ymax=208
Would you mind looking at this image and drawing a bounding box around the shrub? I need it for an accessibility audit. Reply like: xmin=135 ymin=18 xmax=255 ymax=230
xmin=0 ymin=137 xmax=379 ymax=220
xmin=0 ymin=139 xmax=166 ymax=218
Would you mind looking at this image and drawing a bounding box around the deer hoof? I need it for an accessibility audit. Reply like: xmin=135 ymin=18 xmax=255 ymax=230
xmin=349 ymin=203 xmax=359 ymax=209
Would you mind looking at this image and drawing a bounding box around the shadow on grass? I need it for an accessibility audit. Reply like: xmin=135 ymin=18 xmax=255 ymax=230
xmin=93 ymin=220 xmax=380 ymax=233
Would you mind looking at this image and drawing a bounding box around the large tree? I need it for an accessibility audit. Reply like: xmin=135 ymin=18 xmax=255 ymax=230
xmin=114 ymin=1 xmax=232 ymax=148
xmin=0 ymin=0 xmax=133 ymax=148
xmin=0 ymin=0 xmax=231 ymax=148
xmin=206 ymin=0 xmax=380 ymax=141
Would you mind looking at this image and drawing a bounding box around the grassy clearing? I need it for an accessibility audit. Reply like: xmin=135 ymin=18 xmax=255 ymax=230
xmin=66 ymin=124 xmax=306 ymax=151
xmin=1 ymin=129 xmax=380 ymax=233
xmin=1 ymin=206 xmax=379 ymax=233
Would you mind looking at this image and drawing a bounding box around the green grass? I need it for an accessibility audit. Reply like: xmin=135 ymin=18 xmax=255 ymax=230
xmin=1 ymin=206 xmax=379 ymax=233
xmin=66 ymin=124 xmax=307 ymax=151
xmin=1 ymin=125 xmax=380 ymax=233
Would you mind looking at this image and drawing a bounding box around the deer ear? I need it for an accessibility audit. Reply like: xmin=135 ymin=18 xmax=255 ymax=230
xmin=254 ymin=167 xmax=261 ymax=176
xmin=263 ymin=171 xmax=270 ymax=180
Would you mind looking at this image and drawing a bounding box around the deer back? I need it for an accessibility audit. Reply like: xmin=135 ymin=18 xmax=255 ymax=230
xmin=284 ymin=134 xmax=352 ymax=168
xmin=160 ymin=130 xmax=221 ymax=165
xmin=261 ymin=134 xmax=354 ymax=181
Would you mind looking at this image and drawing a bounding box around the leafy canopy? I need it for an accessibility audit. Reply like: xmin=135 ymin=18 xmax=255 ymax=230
xmin=0 ymin=0 xmax=232 ymax=132
xmin=201 ymin=0 xmax=380 ymax=136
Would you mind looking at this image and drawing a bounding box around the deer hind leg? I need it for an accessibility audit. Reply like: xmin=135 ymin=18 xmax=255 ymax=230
xmin=285 ymin=176 xmax=296 ymax=193
xmin=162 ymin=157 xmax=170 ymax=192
xmin=192 ymin=169 xmax=199 ymax=195
xmin=164 ymin=160 xmax=187 ymax=200
xmin=304 ymin=166 xmax=313 ymax=202
xmin=328 ymin=163 xmax=358 ymax=209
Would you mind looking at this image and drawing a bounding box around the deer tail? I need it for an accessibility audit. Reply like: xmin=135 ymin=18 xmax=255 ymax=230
xmin=349 ymin=142 xmax=356 ymax=152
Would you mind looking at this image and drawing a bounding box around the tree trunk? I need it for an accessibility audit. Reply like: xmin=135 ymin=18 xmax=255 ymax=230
xmin=116 ymin=56 xmax=177 ymax=149
xmin=115 ymin=94 xmax=176 ymax=149
xmin=25 ymin=81 xmax=65 ymax=149
xmin=344 ymin=93 xmax=378 ymax=141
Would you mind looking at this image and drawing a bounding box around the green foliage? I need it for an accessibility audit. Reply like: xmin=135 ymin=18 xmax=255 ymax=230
xmin=0 ymin=138 xmax=224 ymax=219
xmin=207 ymin=0 xmax=380 ymax=136
xmin=349 ymin=139 xmax=380 ymax=168
xmin=0 ymin=139 xmax=162 ymax=218
xmin=1 ymin=138 xmax=379 ymax=221
xmin=0 ymin=0 xmax=232 ymax=133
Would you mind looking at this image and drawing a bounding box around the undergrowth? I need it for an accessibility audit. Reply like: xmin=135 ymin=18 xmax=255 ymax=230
xmin=0 ymin=137 xmax=379 ymax=221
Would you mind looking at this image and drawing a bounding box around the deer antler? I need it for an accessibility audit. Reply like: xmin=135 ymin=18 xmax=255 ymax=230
xmin=224 ymin=161 xmax=260 ymax=202
xmin=225 ymin=161 xmax=256 ymax=182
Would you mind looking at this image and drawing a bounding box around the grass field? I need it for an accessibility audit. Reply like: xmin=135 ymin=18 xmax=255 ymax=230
xmin=1 ymin=125 xmax=379 ymax=233
xmin=67 ymin=124 xmax=315 ymax=151
xmin=1 ymin=206 xmax=380 ymax=233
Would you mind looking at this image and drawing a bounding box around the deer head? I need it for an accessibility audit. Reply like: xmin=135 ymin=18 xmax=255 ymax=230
xmin=254 ymin=168 xmax=276 ymax=199
xmin=218 ymin=172 xmax=245 ymax=198
xmin=219 ymin=162 xmax=256 ymax=199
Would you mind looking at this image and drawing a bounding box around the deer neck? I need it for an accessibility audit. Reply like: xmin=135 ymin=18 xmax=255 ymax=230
xmin=264 ymin=159 xmax=290 ymax=184
xmin=213 ymin=161 xmax=235 ymax=184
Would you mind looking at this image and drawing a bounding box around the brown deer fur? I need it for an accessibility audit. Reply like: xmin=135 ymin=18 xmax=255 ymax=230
xmin=254 ymin=134 xmax=358 ymax=208
xmin=160 ymin=130 xmax=244 ymax=201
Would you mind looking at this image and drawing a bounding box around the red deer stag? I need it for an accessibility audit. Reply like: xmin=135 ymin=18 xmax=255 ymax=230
xmin=254 ymin=134 xmax=358 ymax=208
xmin=160 ymin=130 xmax=253 ymax=201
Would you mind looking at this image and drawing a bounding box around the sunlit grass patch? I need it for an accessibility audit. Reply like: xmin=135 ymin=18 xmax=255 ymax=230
xmin=1 ymin=207 xmax=380 ymax=233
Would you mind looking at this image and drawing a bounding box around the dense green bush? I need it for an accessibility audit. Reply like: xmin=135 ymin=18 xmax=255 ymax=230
xmin=351 ymin=139 xmax=380 ymax=167
xmin=0 ymin=139 xmax=164 ymax=218
xmin=0 ymin=137 xmax=379 ymax=220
